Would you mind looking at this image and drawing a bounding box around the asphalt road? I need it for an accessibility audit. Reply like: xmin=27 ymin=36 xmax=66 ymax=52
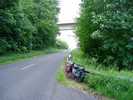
xmin=0 ymin=52 xmax=97 ymax=100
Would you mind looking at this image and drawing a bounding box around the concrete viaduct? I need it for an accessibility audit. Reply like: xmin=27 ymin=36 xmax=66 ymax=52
xmin=58 ymin=22 xmax=75 ymax=31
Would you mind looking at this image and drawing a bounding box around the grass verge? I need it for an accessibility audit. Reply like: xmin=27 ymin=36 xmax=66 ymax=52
xmin=56 ymin=61 xmax=111 ymax=100
xmin=72 ymin=49 xmax=133 ymax=100
xmin=0 ymin=47 xmax=61 ymax=65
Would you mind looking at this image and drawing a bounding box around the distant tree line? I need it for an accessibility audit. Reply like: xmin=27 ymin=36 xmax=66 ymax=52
xmin=0 ymin=0 xmax=59 ymax=54
xmin=76 ymin=0 xmax=133 ymax=70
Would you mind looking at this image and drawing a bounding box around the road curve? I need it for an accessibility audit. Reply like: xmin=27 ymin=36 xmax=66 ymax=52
xmin=0 ymin=52 xmax=97 ymax=100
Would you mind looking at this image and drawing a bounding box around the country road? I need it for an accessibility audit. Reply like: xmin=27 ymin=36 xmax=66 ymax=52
xmin=0 ymin=52 xmax=97 ymax=100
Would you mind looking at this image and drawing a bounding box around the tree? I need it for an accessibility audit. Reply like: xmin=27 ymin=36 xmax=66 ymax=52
xmin=76 ymin=0 xmax=133 ymax=70
xmin=0 ymin=0 xmax=59 ymax=53
xmin=0 ymin=0 xmax=19 ymax=9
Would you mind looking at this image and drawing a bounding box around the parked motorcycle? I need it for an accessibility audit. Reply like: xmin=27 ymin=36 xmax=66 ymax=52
xmin=72 ymin=64 xmax=89 ymax=82
xmin=65 ymin=53 xmax=89 ymax=82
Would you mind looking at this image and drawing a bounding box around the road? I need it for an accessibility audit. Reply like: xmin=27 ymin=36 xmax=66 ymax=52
xmin=0 ymin=52 xmax=97 ymax=100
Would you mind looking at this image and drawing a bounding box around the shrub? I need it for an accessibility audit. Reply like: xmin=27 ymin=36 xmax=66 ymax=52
xmin=0 ymin=0 xmax=19 ymax=9
xmin=55 ymin=39 xmax=68 ymax=49
xmin=76 ymin=0 xmax=133 ymax=70
xmin=72 ymin=49 xmax=133 ymax=100
xmin=0 ymin=0 xmax=59 ymax=54
xmin=0 ymin=39 xmax=10 ymax=54
xmin=86 ymin=75 xmax=133 ymax=100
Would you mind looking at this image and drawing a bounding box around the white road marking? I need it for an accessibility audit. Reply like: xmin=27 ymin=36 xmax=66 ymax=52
xmin=21 ymin=64 xmax=35 ymax=70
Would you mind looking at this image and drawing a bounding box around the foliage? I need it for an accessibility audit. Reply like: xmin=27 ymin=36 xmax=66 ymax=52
xmin=0 ymin=47 xmax=60 ymax=64
xmin=0 ymin=0 xmax=59 ymax=54
xmin=76 ymin=0 xmax=133 ymax=70
xmin=0 ymin=0 xmax=19 ymax=9
xmin=86 ymin=75 xmax=133 ymax=100
xmin=55 ymin=39 xmax=68 ymax=49
xmin=72 ymin=49 xmax=133 ymax=100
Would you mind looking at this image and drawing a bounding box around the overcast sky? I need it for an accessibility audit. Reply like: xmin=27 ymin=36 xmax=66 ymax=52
xmin=58 ymin=0 xmax=81 ymax=24
xmin=57 ymin=0 xmax=81 ymax=49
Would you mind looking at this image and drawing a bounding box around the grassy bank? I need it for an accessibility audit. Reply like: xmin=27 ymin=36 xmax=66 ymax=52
xmin=72 ymin=49 xmax=133 ymax=100
xmin=57 ymin=60 xmax=111 ymax=100
xmin=0 ymin=48 xmax=61 ymax=65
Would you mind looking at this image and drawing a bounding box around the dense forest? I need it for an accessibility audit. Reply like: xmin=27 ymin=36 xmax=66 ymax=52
xmin=0 ymin=0 xmax=59 ymax=54
xmin=76 ymin=0 xmax=133 ymax=70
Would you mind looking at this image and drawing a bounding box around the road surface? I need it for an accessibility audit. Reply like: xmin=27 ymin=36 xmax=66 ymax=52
xmin=0 ymin=52 xmax=97 ymax=100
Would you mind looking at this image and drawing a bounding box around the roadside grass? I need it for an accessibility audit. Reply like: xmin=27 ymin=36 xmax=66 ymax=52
xmin=72 ymin=49 xmax=133 ymax=100
xmin=0 ymin=47 xmax=61 ymax=65
xmin=56 ymin=59 xmax=112 ymax=100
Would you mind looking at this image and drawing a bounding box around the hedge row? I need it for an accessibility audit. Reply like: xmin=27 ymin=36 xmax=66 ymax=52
xmin=76 ymin=0 xmax=133 ymax=70
xmin=0 ymin=0 xmax=59 ymax=54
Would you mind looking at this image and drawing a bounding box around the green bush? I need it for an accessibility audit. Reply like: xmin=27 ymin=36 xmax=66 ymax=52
xmin=0 ymin=39 xmax=10 ymax=54
xmin=0 ymin=0 xmax=19 ymax=9
xmin=55 ymin=39 xmax=68 ymax=49
xmin=86 ymin=75 xmax=133 ymax=100
xmin=76 ymin=0 xmax=133 ymax=70
xmin=72 ymin=49 xmax=133 ymax=100
xmin=30 ymin=0 xmax=59 ymax=49
xmin=0 ymin=0 xmax=59 ymax=54
xmin=0 ymin=7 xmax=33 ymax=52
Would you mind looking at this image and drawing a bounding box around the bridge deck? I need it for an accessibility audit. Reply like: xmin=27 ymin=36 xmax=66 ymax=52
xmin=58 ymin=23 xmax=75 ymax=31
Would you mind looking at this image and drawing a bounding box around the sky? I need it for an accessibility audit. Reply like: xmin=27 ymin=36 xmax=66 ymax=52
xmin=58 ymin=0 xmax=81 ymax=24
xmin=57 ymin=0 xmax=81 ymax=50
xmin=57 ymin=30 xmax=78 ymax=50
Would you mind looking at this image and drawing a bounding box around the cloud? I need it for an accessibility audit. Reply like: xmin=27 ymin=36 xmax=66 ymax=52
xmin=58 ymin=0 xmax=81 ymax=23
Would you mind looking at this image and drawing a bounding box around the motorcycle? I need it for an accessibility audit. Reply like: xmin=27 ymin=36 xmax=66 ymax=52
xmin=65 ymin=52 xmax=89 ymax=82
xmin=72 ymin=64 xmax=89 ymax=82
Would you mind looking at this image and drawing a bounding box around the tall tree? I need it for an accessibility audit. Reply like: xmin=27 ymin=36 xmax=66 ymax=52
xmin=0 ymin=0 xmax=59 ymax=53
xmin=76 ymin=0 xmax=133 ymax=69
